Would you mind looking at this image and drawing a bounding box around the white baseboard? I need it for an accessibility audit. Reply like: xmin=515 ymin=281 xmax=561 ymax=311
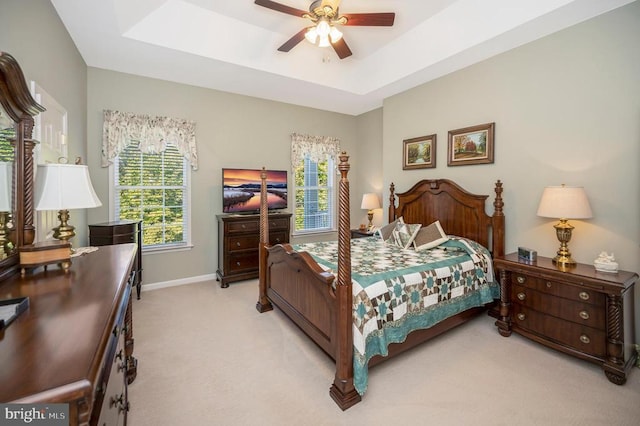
xmin=141 ymin=273 xmax=218 ymax=292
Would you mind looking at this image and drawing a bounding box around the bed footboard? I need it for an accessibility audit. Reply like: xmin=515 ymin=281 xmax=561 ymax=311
xmin=265 ymin=243 xmax=338 ymax=358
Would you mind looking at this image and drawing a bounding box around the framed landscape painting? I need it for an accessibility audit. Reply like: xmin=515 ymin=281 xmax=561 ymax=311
xmin=447 ymin=122 xmax=495 ymax=166
xmin=403 ymin=134 xmax=436 ymax=170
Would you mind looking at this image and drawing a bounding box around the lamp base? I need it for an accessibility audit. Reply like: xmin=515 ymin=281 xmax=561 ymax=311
xmin=552 ymin=219 xmax=576 ymax=268
xmin=367 ymin=211 xmax=374 ymax=230
xmin=53 ymin=209 xmax=76 ymax=245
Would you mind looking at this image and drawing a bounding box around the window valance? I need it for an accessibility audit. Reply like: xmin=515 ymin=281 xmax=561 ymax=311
xmin=291 ymin=132 xmax=341 ymax=166
xmin=102 ymin=110 xmax=198 ymax=170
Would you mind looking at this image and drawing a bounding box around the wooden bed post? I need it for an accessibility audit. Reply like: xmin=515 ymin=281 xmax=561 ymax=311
xmin=329 ymin=152 xmax=361 ymax=410
xmin=256 ymin=167 xmax=273 ymax=313
xmin=492 ymin=180 xmax=505 ymax=258
xmin=388 ymin=182 xmax=396 ymax=222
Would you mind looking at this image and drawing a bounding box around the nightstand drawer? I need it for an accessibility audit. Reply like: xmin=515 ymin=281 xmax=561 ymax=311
xmin=512 ymin=305 xmax=606 ymax=357
xmin=512 ymin=283 xmax=605 ymax=330
xmin=510 ymin=273 xmax=604 ymax=306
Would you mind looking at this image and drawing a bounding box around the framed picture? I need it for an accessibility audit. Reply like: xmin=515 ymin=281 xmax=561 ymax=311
xmin=403 ymin=134 xmax=436 ymax=170
xmin=447 ymin=122 xmax=495 ymax=166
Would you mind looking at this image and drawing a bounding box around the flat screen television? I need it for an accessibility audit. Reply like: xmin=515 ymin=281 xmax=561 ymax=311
xmin=222 ymin=168 xmax=287 ymax=213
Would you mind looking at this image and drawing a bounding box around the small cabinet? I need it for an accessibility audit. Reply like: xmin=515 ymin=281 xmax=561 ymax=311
xmin=494 ymin=253 xmax=638 ymax=385
xmin=216 ymin=213 xmax=291 ymax=288
xmin=89 ymin=220 xmax=143 ymax=299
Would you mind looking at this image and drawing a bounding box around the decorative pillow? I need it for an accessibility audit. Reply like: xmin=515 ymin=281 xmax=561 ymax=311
xmin=392 ymin=223 xmax=422 ymax=249
xmin=413 ymin=220 xmax=449 ymax=251
xmin=376 ymin=217 xmax=404 ymax=241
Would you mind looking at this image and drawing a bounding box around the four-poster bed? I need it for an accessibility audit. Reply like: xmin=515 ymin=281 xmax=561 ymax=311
xmin=256 ymin=152 xmax=505 ymax=410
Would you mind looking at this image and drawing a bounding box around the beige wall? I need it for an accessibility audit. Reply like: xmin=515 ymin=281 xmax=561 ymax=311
xmin=0 ymin=0 xmax=88 ymax=243
xmin=87 ymin=68 xmax=359 ymax=283
xmin=382 ymin=3 xmax=640 ymax=339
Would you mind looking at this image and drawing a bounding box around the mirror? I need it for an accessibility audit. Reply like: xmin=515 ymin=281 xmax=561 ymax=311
xmin=0 ymin=52 xmax=45 ymax=281
xmin=0 ymin=104 xmax=14 ymax=259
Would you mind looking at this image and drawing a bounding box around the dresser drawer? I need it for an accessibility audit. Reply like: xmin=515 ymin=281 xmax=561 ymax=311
xmin=510 ymin=273 xmax=604 ymax=306
xmin=227 ymin=251 xmax=259 ymax=273
xmin=512 ymin=305 xmax=606 ymax=357
xmin=228 ymin=235 xmax=259 ymax=251
xmin=512 ymin=283 xmax=605 ymax=330
xmin=270 ymin=231 xmax=287 ymax=245
xmin=227 ymin=220 xmax=259 ymax=234
xmin=268 ymin=218 xmax=289 ymax=230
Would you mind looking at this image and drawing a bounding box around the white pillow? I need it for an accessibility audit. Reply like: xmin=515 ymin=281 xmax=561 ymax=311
xmin=392 ymin=223 xmax=422 ymax=249
xmin=413 ymin=220 xmax=449 ymax=251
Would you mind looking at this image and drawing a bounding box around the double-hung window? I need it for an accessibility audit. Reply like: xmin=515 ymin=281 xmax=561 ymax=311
xmin=294 ymin=155 xmax=335 ymax=233
xmin=113 ymin=143 xmax=189 ymax=250
xmin=291 ymin=133 xmax=340 ymax=235
xmin=103 ymin=110 xmax=197 ymax=252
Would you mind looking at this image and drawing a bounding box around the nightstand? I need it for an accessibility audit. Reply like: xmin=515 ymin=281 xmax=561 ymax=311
xmin=494 ymin=253 xmax=637 ymax=385
xmin=351 ymin=229 xmax=376 ymax=239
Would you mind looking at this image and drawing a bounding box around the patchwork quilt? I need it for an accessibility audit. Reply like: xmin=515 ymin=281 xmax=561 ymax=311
xmin=293 ymin=236 xmax=499 ymax=395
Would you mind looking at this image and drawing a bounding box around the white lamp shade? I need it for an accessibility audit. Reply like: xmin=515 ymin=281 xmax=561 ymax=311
xmin=34 ymin=164 xmax=102 ymax=211
xmin=0 ymin=162 xmax=12 ymax=212
xmin=361 ymin=193 xmax=380 ymax=210
xmin=536 ymin=185 xmax=592 ymax=219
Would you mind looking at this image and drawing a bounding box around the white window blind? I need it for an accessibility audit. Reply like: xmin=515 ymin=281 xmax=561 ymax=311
xmin=114 ymin=142 xmax=189 ymax=249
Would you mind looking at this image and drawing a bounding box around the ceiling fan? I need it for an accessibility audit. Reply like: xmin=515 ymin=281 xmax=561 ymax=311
xmin=255 ymin=0 xmax=395 ymax=59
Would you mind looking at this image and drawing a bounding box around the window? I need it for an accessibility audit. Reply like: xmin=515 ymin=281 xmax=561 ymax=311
xmin=294 ymin=155 xmax=335 ymax=233
xmin=113 ymin=142 xmax=190 ymax=250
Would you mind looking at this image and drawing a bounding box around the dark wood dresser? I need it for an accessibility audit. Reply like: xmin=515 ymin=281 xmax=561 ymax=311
xmin=89 ymin=220 xmax=143 ymax=299
xmin=0 ymin=244 xmax=138 ymax=425
xmin=494 ymin=253 xmax=637 ymax=384
xmin=216 ymin=212 xmax=291 ymax=288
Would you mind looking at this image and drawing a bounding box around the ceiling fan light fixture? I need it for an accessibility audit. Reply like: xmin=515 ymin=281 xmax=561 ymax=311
xmin=318 ymin=34 xmax=331 ymax=48
xmin=329 ymin=26 xmax=343 ymax=43
xmin=316 ymin=19 xmax=331 ymax=37
xmin=305 ymin=27 xmax=318 ymax=44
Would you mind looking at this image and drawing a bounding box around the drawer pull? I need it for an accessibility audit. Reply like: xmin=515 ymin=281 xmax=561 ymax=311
xmin=241 ymin=224 xmax=246 ymax=229
xmin=275 ymin=238 xmax=281 ymax=243
xmin=236 ymin=242 xmax=241 ymax=247
xmin=516 ymin=276 xmax=525 ymax=284
xmin=236 ymin=262 xmax=241 ymax=266
xmin=517 ymin=292 xmax=526 ymax=301
xmin=579 ymin=334 xmax=591 ymax=344
xmin=579 ymin=310 xmax=590 ymax=320
xmin=579 ymin=291 xmax=590 ymax=301
xmin=546 ymin=281 xmax=552 ymax=288
xmin=517 ymin=313 xmax=525 ymax=321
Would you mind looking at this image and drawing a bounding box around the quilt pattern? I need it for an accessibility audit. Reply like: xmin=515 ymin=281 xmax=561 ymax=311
xmin=293 ymin=236 xmax=499 ymax=395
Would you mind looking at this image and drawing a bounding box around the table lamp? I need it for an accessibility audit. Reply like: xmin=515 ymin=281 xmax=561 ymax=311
xmin=34 ymin=163 xmax=102 ymax=245
xmin=536 ymin=184 xmax=592 ymax=266
xmin=361 ymin=193 xmax=380 ymax=231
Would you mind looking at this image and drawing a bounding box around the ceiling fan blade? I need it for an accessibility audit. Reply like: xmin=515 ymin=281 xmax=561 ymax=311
xmin=254 ymin=0 xmax=308 ymax=18
xmin=341 ymin=12 xmax=395 ymax=26
xmin=278 ymin=28 xmax=308 ymax=52
xmin=331 ymin=38 xmax=352 ymax=59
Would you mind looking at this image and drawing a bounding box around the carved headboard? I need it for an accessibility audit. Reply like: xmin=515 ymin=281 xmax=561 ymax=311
xmin=388 ymin=179 xmax=505 ymax=257
xmin=0 ymin=52 xmax=44 ymax=281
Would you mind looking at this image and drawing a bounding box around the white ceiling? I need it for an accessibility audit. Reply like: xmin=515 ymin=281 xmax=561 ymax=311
xmin=51 ymin=0 xmax=634 ymax=115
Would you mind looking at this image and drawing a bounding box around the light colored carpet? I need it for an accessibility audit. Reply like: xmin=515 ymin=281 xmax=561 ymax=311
xmin=127 ymin=280 xmax=640 ymax=426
